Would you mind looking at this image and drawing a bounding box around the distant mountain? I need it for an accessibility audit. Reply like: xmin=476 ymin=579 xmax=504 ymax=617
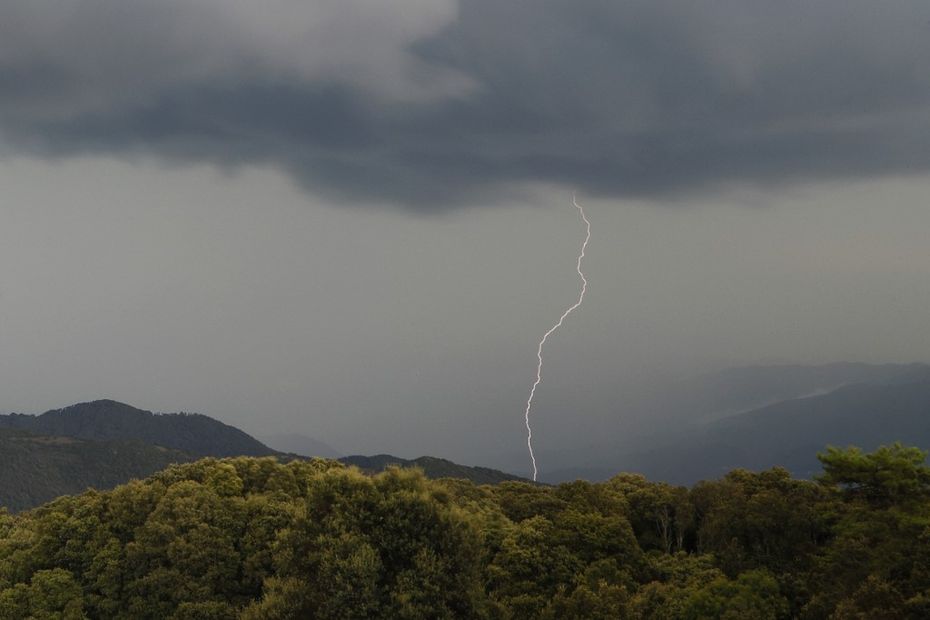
xmin=548 ymin=375 xmax=930 ymax=485
xmin=340 ymin=454 xmax=531 ymax=485
xmin=0 ymin=400 xmax=276 ymax=457
xmin=651 ymin=362 xmax=930 ymax=423
xmin=694 ymin=379 xmax=930 ymax=477
xmin=260 ymin=433 xmax=342 ymax=458
xmin=0 ymin=400 xmax=530 ymax=511
xmin=530 ymin=362 xmax=930 ymax=477
xmin=524 ymin=362 xmax=930 ymax=477
xmin=0 ymin=427 xmax=192 ymax=512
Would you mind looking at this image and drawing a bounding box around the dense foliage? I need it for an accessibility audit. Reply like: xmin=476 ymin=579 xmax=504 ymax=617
xmin=1 ymin=444 xmax=929 ymax=619
xmin=0 ymin=429 xmax=191 ymax=513
xmin=341 ymin=455 xmax=528 ymax=485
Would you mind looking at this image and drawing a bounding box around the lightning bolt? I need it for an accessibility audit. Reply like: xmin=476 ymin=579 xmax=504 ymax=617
xmin=523 ymin=193 xmax=590 ymax=481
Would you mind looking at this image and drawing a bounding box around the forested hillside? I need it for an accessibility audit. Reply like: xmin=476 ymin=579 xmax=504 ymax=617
xmin=0 ymin=400 xmax=276 ymax=457
xmin=0 ymin=428 xmax=191 ymax=513
xmin=2 ymin=445 xmax=928 ymax=618
xmin=341 ymin=454 xmax=530 ymax=484
xmin=0 ymin=402 xmax=528 ymax=512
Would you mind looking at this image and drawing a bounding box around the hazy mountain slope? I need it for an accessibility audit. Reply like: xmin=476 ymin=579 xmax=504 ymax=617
xmin=548 ymin=377 xmax=930 ymax=485
xmin=529 ymin=362 xmax=930 ymax=477
xmin=341 ymin=454 xmax=531 ymax=485
xmin=700 ymin=379 xmax=930 ymax=474
xmin=648 ymin=362 xmax=930 ymax=423
xmin=0 ymin=428 xmax=192 ymax=512
xmin=261 ymin=433 xmax=342 ymax=458
xmin=0 ymin=400 xmax=276 ymax=457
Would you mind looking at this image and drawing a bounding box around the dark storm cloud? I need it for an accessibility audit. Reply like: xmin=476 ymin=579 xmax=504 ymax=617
xmin=2 ymin=0 xmax=930 ymax=207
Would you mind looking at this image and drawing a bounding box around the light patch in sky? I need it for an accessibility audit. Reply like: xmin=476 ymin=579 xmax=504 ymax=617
xmin=2 ymin=156 xmax=930 ymax=473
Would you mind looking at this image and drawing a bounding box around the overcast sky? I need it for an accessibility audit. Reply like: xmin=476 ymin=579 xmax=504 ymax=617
xmin=2 ymin=1 xmax=930 ymax=474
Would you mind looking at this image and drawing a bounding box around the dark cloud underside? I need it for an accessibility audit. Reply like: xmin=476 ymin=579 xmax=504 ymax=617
xmin=2 ymin=0 xmax=929 ymax=208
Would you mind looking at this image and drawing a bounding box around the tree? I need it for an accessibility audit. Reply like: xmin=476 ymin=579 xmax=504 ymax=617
xmin=691 ymin=468 xmax=828 ymax=576
xmin=608 ymin=475 xmax=693 ymax=554
xmin=681 ymin=569 xmax=788 ymax=620
xmin=818 ymin=443 xmax=930 ymax=508
xmin=260 ymin=467 xmax=488 ymax=619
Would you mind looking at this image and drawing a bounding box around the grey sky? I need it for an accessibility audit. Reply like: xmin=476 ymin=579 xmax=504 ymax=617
xmin=3 ymin=1 xmax=930 ymax=206
xmin=2 ymin=1 xmax=930 ymax=475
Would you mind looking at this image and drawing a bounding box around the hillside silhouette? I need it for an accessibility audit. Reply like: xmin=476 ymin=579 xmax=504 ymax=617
xmin=0 ymin=400 xmax=528 ymax=511
xmin=0 ymin=400 xmax=276 ymax=457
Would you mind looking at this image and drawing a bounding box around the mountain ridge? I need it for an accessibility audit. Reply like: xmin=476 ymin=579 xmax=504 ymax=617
xmin=546 ymin=373 xmax=930 ymax=484
xmin=341 ymin=454 xmax=531 ymax=484
xmin=0 ymin=399 xmax=277 ymax=458
xmin=0 ymin=400 xmax=529 ymax=511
